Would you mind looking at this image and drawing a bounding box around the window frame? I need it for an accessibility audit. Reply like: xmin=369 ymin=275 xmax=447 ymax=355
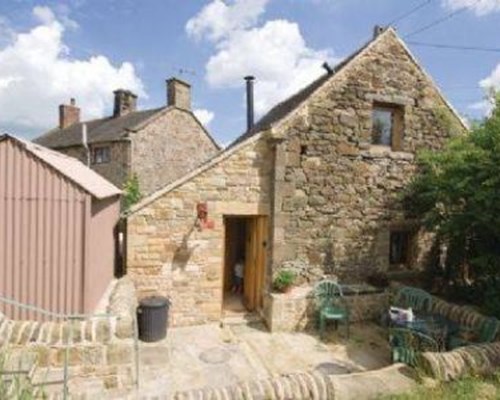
xmin=372 ymin=102 xmax=404 ymax=151
xmin=92 ymin=146 xmax=111 ymax=165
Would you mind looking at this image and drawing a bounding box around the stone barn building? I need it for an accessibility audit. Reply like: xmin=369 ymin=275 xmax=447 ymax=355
xmin=35 ymin=77 xmax=219 ymax=197
xmin=125 ymin=28 xmax=466 ymax=328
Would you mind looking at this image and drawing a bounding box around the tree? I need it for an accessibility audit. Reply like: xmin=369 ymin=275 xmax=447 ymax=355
xmin=123 ymin=174 xmax=142 ymax=211
xmin=405 ymin=95 xmax=500 ymax=314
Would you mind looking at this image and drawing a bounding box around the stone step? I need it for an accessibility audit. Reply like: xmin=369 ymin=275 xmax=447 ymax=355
xmin=221 ymin=312 xmax=262 ymax=326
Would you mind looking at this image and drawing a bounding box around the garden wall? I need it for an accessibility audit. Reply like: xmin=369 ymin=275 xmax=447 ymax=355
xmin=263 ymin=285 xmax=389 ymax=332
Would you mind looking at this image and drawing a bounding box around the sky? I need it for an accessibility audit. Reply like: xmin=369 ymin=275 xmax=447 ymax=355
xmin=0 ymin=0 xmax=499 ymax=146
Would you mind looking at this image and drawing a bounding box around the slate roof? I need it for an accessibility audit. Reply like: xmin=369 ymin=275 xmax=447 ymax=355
xmin=1 ymin=134 xmax=122 ymax=199
xmin=34 ymin=107 xmax=165 ymax=148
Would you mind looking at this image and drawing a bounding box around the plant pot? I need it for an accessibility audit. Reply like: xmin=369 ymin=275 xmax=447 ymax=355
xmin=274 ymin=285 xmax=293 ymax=294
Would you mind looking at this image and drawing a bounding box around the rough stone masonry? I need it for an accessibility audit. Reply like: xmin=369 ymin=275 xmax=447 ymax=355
xmin=126 ymin=28 xmax=466 ymax=327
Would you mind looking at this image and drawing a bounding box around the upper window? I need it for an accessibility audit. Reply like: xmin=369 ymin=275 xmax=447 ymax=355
xmin=372 ymin=104 xmax=404 ymax=150
xmin=92 ymin=146 xmax=111 ymax=164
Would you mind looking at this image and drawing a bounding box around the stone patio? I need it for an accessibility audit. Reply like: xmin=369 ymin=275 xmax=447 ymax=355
xmin=135 ymin=321 xmax=391 ymax=397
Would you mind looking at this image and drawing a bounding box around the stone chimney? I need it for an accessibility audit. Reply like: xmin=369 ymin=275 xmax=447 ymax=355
xmin=59 ymin=98 xmax=80 ymax=129
xmin=113 ymin=89 xmax=137 ymax=117
xmin=166 ymin=78 xmax=191 ymax=110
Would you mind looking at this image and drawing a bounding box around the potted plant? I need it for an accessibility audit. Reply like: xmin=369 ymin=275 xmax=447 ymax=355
xmin=273 ymin=269 xmax=297 ymax=293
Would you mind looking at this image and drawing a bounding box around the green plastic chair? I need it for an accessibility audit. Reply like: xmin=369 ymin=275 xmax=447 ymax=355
xmin=448 ymin=317 xmax=500 ymax=349
xmin=395 ymin=286 xmax=433 ymax=313
xmin=315 ymin=280 xmax=349 ymax=340
xmin=389 ymin=327 xmax=439 ymax=366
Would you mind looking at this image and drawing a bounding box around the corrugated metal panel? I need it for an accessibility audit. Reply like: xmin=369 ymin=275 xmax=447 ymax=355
xmin=0 ymin=138 xmax=87 ymax=320
xmin=1 ymin=134 xmax=122 ymax=199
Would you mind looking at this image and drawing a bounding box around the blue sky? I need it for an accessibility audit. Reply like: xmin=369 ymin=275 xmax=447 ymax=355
xmin=0 ymin=0 xmax=499 ymax=145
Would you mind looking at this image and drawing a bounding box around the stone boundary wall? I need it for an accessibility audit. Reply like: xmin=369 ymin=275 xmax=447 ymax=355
xmin=263 ymin=286 xmax=388 ymax=332
xmin=421 ymin=342 xmax=500 ymax=381
xmin=171 ymin=364 xmax=415 ymax=400
xmin=391 ymin=283 xmax=500 ymax=381
xmin=0 ymin=277 xmax=137 ymax=348
xmin=0 ymin=277 xmax=138 ymax=393
xmin=390 ymin=283 xmax=496 ymax=336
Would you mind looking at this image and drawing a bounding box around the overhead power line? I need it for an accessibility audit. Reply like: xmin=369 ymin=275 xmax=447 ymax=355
xmin=404 ymin=0 xmax=480 ymax=38
xmin=407 ymin=41 xmax=500 ymax=53
xmin=387 ymin=0 xmax=433 ymax=26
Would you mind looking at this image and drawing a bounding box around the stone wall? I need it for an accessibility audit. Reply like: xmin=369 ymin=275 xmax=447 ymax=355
xmin=127 ymin=136 xmax=273 ymax=326
xmin=0 ymin=277 xmax=138 ymax=396
xmin=263 ymin=285 xmax=388 ymax=332
xmin=91 ymin=141 xmax=131 ymax=190
xmin=53 ymin=109 xmax=218 ymax=197
xmin=172 ymin=364 xmax=415 ymax=400
xmin=421 ymin=342 xmax=500 ymax=381
xmin=270 ymin=29 xmax=465 ymax=282
xmin=57 ymin=141 xmax=131 ymax=190
xmin=131 ymin=108 xmax=219 ymax=196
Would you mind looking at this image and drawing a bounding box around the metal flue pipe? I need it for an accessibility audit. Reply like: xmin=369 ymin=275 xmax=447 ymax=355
xmin=244 ymin=76 xmax=255 ymax=132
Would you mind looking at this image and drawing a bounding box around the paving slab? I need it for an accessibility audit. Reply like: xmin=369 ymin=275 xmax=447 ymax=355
xmin=132 ymin=321 xmax=392 ymax=397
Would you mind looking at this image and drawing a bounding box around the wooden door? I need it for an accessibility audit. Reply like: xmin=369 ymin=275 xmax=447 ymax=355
xmin=243 ymin=216 xmax=268 ymax=311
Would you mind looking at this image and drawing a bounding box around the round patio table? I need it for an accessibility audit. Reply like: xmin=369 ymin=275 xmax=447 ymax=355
xmin=392 ymin=314 xmax=458 ymax=351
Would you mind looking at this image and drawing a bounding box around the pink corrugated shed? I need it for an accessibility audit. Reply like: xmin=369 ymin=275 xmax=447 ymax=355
xmin=14 ymin=136 xmax=122 ymax=199
xmin=0 ymin=134 xmax=121 ymax=320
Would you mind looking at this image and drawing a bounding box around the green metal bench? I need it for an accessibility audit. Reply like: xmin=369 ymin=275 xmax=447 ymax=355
xmin=448 ymin=317 xmax=500 ymax=349
xmin=315 ymin=280 xmax=350 ymax=340
xmin=394 ymin=286 xmax=433 ymax=313
xmin=389 ymin=327 xmax=439 ymax=366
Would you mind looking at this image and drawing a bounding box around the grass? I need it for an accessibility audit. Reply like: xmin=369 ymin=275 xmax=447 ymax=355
xmin=379 ymin=375 xmax=500 ymax=400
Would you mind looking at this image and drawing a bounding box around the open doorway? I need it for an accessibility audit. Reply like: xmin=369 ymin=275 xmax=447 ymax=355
xmin=223 ymin=217 xmax=247 ymax=315
xmin=223 ymin=216 xmax=267 ymax=317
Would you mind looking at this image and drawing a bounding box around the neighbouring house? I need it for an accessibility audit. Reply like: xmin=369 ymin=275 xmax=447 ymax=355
xmin=34 ymin=77 xmax=220 ymax=197
xmin=0 ymin=134 xmax=121 ymax=320
xmin=125 ymin=27 xmax=467 ymax=328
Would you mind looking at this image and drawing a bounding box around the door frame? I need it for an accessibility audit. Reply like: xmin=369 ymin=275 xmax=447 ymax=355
xmin=221 ymin=215 xmax=268 ymax=316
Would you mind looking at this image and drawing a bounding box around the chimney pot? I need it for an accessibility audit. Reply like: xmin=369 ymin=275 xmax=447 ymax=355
xmin=245 ymin=76 xmax=255 ymax=132
xmin=373 ymin=25 xmax=385 ymax=39
xmin=113 ymin=89 xmax=137 ymax=117
xmin=322 ymin=62 xmax=334 ymax=75
xmin=166 ymin=77 xmax=191 ymax=110
xmin=59 ymin=99 xmax=80 ymax=129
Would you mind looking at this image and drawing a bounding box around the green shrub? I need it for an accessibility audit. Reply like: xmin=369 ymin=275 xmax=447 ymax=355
xmin=123 ymin=174 xmax=142 ymax=211
xmin=273 ymin=270 xmax=297 ymax=293
xmin=404 ymin=93 xmax=500 ymax=313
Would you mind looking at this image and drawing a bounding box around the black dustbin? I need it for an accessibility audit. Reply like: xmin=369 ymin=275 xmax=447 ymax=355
xmin=137 ymin=296 xmax=170 ymax=342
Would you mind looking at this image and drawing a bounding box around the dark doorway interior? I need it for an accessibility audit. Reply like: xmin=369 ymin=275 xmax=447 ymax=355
xmin=223 ymin=217 xmax=247 ymax=315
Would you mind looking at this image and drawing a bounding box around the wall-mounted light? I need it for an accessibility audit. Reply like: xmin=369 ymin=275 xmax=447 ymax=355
xmin=195 ymin=202 xmax=214 ymax=230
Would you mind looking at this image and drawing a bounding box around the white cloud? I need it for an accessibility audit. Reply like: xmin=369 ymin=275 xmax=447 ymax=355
xmin=480 ymin=63 xmax=500 ymax=90
xmin=194 ymin=108 xmax=215 ymax=127
xmin=186 ymin=1 xmax=337 ymax=117
xmin=0 ymin=7 xmax=144 ymax=136
xmin=186 ymin=0 xmax=269 ymax=42
xmin=442 ymin=0 xmax=500 ymax=15
xmin=470 ymin=63 xmax=500 ymax=115
xmin=33 ymin=6 xmax=57 ymax=25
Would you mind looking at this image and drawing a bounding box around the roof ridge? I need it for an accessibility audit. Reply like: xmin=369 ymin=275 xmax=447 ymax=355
xmin=226 ymin=29 xmax=385 ymax=148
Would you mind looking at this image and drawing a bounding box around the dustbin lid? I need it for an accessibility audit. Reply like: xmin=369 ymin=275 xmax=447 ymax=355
xmin=139 ymin=296 xmax=169 ymax=308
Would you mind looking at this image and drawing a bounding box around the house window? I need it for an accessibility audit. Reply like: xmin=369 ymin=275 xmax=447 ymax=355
xmin=390 ymin=230 xmax=410 ymax=264
xmin=372 ymin=104 xmax=404 ymax=150
xmin=92 ymin=146 xmax=111 ymax=164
